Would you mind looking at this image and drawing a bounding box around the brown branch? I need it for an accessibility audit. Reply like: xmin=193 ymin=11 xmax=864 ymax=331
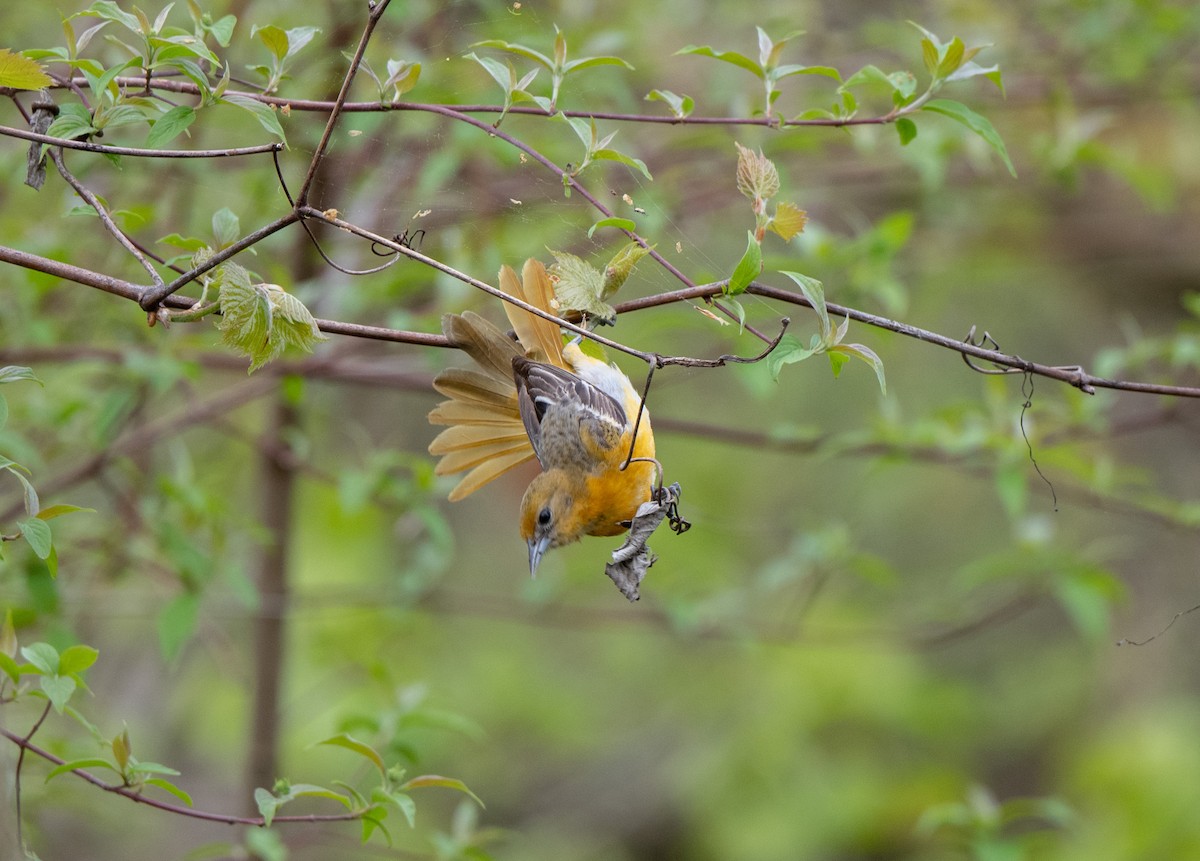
xmin=48 ymin=147 xmax=165 ymax=291
xmin=0 ymin=726 xmax=364 ymax=827
xmin=0 ymin=123 xmax=282 ymax=159
xmin=294 ymin=0 xmax=391 ymax=205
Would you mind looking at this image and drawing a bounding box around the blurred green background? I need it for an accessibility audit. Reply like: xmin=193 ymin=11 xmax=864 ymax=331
xmin=3 ymin=0 xmax=1200 ymax=858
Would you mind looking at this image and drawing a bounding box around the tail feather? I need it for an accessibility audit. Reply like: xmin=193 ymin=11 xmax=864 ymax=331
xmin=502 ymin=260 xmax=565 ymax=367
xmin=429 ymin=259 xmax=571 ymax=500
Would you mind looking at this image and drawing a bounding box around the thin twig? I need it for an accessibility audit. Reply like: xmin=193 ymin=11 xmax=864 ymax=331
xmin=48 ymin=147 xmax=166 ymax=291
xmin=294 ymin=0 xmax=391 ymax=206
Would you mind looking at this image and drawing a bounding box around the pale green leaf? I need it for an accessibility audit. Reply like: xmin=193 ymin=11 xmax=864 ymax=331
xmin=145 ymin=104 xmax=195 ymax=148
xmin=318 ymin=733 xmax=388 ymax=778
xmin=677 ymin=44 xmax=763 ymax=78
xmin=921 ymin=98 xmax=1016 ymax=177
xmin=219 ymin=93 xmax=287 ymax=144
xmin=399 ymin=775 xmax=485 ymax=808
xmin=58 ymin=644 xmax=98 ymax=676
xmin=144 ymin=777 xmax=193 ymax=806
xmin=587 ymin=217 xmax=636 ymax=238
xmin=726 ymin=231 xmax=762 ymax=295
xmin=780 ymin=270 xmax=830 ymax=339
xmin=0 ymin=366 xmax=41 ymax=386
xmin=21 ymin=643 xmax=59 ymax=675
xmin=45 ymin=758 xmax=118 ymax=782
xmin=590 ymin=148 xmax=653 ymax=181
xmin=19 ymin=517 xmax=52 ymax=559
xmin=41 ymin=674 xmax=76 ymax=713
xmin=548 ymin=249 xmax=611 ymax=321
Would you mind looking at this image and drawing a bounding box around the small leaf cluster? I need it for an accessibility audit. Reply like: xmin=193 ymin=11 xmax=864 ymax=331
xmin=547 ymin=241 xmax=652 ymax=326
xmin=255 ymin=732 xmax=483 ymax=847
xmin=248 ymin=23 xmax=318 ymax=93
xmin=916 ymin=785 xmax=1073 ymax=859
xmin=678 ymin=26 xmax=840 ymax=119
xmin=725 ymin=143 xmax=807 ymax=321
xmin=159 ymin=209 xmax=327 ymax=371
xmin=0 ymin=619 xmax=98 ymax=715
xmin=471 ymin=25 xmax=632 ymax=113
xmin=839 ymin=23 xmax=1013 ymax=175
xmin=24 ymin=0 xmax=288 ymax=146
xmin=768 ymin=273 xmax=886 ymax=392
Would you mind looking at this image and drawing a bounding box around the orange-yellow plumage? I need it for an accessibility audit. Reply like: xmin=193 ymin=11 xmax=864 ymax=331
xmin=428 ymin=259 xmax=656 ymax=571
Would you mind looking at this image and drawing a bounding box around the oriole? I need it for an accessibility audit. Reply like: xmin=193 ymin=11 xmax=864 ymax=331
xmin=428 ymin=259 xmax=657 ymax=574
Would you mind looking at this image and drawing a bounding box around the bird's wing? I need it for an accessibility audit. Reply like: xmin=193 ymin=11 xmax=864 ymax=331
xmin=513 ymin=356 xmax=627 ymax=466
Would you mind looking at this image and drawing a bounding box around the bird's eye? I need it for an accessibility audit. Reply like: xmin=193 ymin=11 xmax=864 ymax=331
xmin=537 ymin=506 xmax=552 ymax=526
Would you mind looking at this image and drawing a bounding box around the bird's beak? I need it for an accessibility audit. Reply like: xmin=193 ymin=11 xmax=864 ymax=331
xmin=527 ymin=535 xmax=551 ymax=577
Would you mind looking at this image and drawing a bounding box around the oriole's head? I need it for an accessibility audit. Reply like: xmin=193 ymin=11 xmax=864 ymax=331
xmin=519 ymin=470 xmax=585 ymax=575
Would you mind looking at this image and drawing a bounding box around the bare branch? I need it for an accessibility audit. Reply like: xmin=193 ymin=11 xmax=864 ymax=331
xmin=0 ymin=123 xmax=282 ymax=159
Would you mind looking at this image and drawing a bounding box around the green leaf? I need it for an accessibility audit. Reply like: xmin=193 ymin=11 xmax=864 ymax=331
xmin=58 ymin=644 xmax=98 ymax=675
xmin=216 ymin=278 xmax=326 ymax=373
xmin=77 ymin=1 xmax=141 ymax=34
xmin=144 ymin=777 xmax=193 ymax=806
xmin=676 ymin=44 xmax=763 ymax=78
xmin=766 ymin=334 xmax=816 ymax=380
xmin=0 ymin=366 xmax=41 ymax=385
xmin=41 ymin=673 xmax=77 ymax=713
xmin=0 ymin=49 xmax=53 ymax=90
xmin=385 ymin=791 xmax=417 ymax=828
xmin=921 ymin=99 xmax=1016 ymax=177
xmin=587 ymin=217 xmax=636 ymax=238
xmin=220 ymin=93 xmax=287 ymax=144
xmin=254 ymin=787 xmax=281 ymax=827
xmin=937 ymin=36 xmax=965 ymax=78
xmin=19 ymin=517 xmax=53 ymax=559
xmin=774 ymin=64 xmax=841 ymax=82
xmin=563 ymin=55 xmax=635 ymax=74
xmin=21 ymin=643 xmax=59 ymax=674
xmin=0 ymin=609 xmax=15 ymax=658
xmin=602 ymin=241 xmax=653 ymax=296
xmin=590 ymin=148 xmax=653 ymax=181
xmin=46 ymin=104 xmax=99 ymax=141
xmin=895 ymin=117 xmax=918 ymax=146
xmin=129 ymin=760 xmax=181 ymax=776
xmin=385 ymin=59 xmax=421 ymax=98
xmin=947 ymin=61 xmax=1005 ymax=95
xmin=36 ymin=504 xmax=95 ymax=521
xmin=211 ymin=207 xmax=240 ymax=247
xmin=45 ymin=758 xmax=118 ymax=782
xmin=399 ymin=775 xmax=485 ymax=808
xmin=253 ymin=24 xmax=289 ymax=61
xmin=780 ymin=270 xmax=830 ymax=339
xmin=318 ymin=733 xmax=387 ymax=778
xmin=828 ymin=343 xmax=887 ymax=394
xmin=547 ymin=250 xmax=611 ymax=322
xmin=469 ymin=39 xmax=552 ymax=71
xmin=0 ymin=653 xmax=19 ymax=685
xmin=645 ymin=89 xmax=693 ymax=118
xmin=13 ymin=470 xmax=39 ymax=516
xmin=726 ymin=231 xmax=762 ymax=295
xmin=145 ymin=104 xmax=195 ymax=148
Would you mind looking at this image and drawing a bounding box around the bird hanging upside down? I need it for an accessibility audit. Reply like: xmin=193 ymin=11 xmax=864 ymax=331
xmin=427 ymin=258 xmax=659 ymax=576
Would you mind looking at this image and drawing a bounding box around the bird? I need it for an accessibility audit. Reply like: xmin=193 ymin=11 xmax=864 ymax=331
xmin=428 ymin=258 xmax=657 ymax=574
